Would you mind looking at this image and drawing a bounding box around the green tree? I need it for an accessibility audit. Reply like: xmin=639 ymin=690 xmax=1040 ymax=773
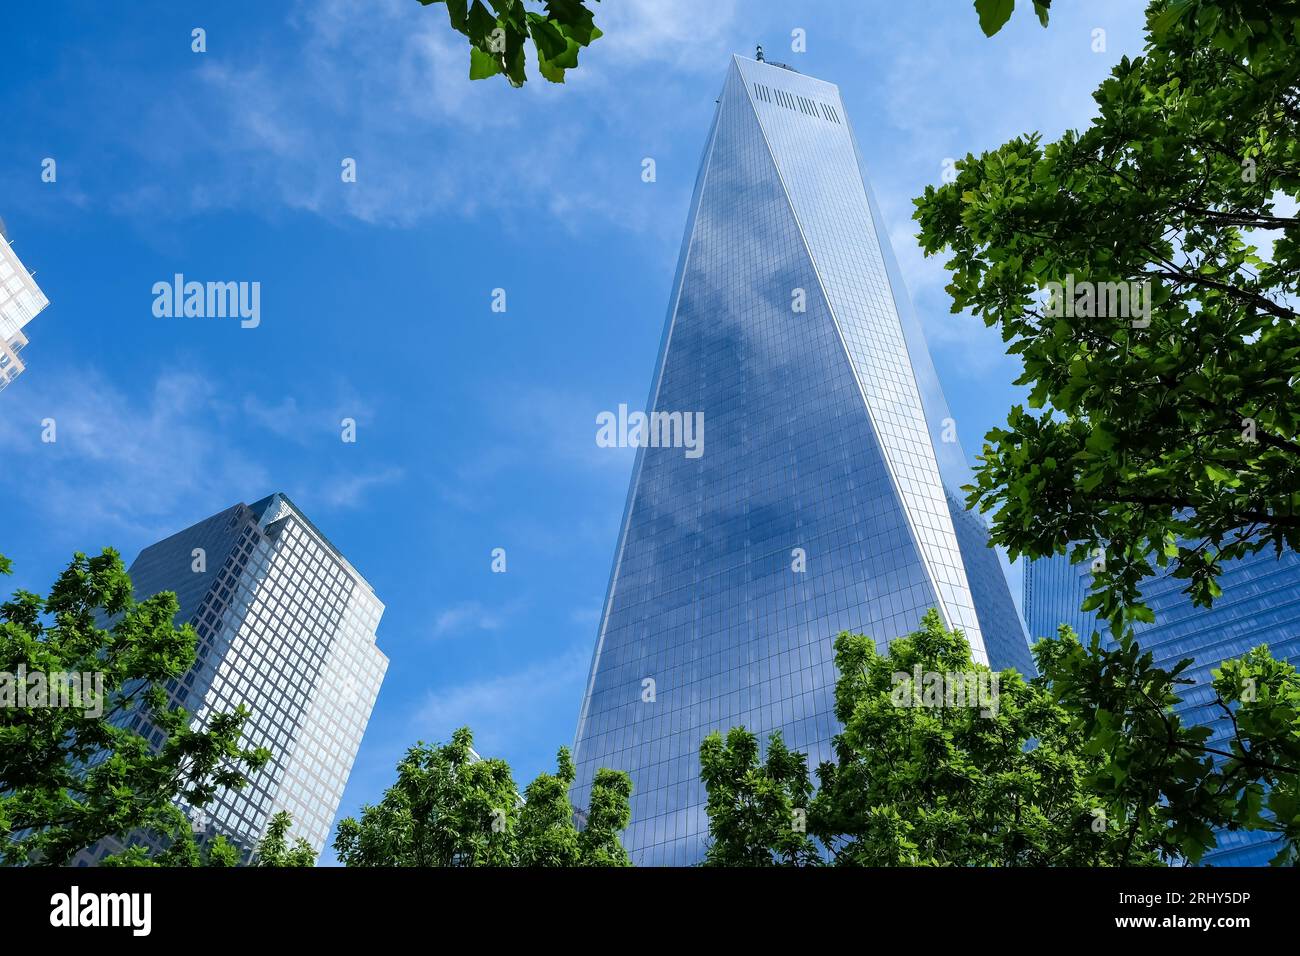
xmin=577 ymin=768 xmax=632 ymax=866
xmin=700 ymin=610 xmax=1300 ymax=865
xmin=418 ymin=0 xmax=603 ymax=86
xmin=0 ymin=550 xmax=270 ymax=866
xmin=333 ymin=727 xmax=517 ymax=866
xmin=517 ymin=746 xmax=581 ymax=866
xmin=699 ymin=728 xmax=820 ymax=867
xmin=252 ymin=810 xmax=317 ymax=867
xmin=914 ymin=0 xmax=1300 ymax=632
xmin=333 ymin=726 xmax=633 ymax=866
xmin=809 ymin=610 xmax=1155 ymax=866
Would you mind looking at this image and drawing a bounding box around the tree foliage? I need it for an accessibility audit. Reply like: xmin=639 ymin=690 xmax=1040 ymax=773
xmin=100 ymin=834 xmax=241 ymax=868
xmin=1041 ymin=628 xmax=1300 ymax=865
xmin=811 ymin=610 xmax=1155 ymax=866
xmin=102 ymin=809 xmax=315 ymax=867
xmin=700 ymin=610 xmax=1300 ymax=865
xmin=699 ymin=728 xmax=820 ymax=867
xmin=418 ymin=0 xmax=603 ymax=86
xmin=0 ymin=550 xmax=270 ymax=866
xmin=577 ymin=768 xmax=633 ymax=866
xmin=333 ymin=726 xmax=631 ymax=866
xmin=252 ymin=810 xmax=317 ymax=867
xmin=915 ymin=0 xmax=1300 ymax=632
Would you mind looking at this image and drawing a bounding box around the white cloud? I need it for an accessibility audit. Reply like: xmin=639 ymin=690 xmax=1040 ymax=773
xmin=431 ymin=600 xmax=509 ymax=639
xmin=310 ymin=466 xmax=406 ymax=511
xmin=241 ymin=386 xmax=377 ymax=446
xmin=88 ymin=0 xmax=743 ymax=233
xmin=410 ymin=644 xmax=591 ymax=758
xmin=0 ymin=364 xmax=401 ymax=543
xmin=0 ymin=366 xmax=269 ymax=541
xmin=433 ymin=384 xmax=635 ymax=512
xmin=598 ymin=0 xmax=741 ymax=68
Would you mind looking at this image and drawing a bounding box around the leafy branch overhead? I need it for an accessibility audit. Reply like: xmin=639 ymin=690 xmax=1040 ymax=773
xmin=973 ymin=0 xmax=1052 ymax=37
xmin=419 ymin=0 xmax=603 ymax=86
xmin=916 ymin=0 xmax=1300 ymax=631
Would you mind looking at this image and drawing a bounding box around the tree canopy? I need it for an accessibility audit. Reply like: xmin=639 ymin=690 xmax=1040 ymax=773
xmin=334 ymin=726 xmax=632 ymax=866
xmin=0 ymin=549 xmax=270 ymax=866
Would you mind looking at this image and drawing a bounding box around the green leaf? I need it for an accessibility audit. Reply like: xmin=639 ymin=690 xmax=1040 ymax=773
xmin=528 ymin=15 xmax=568 ymax=60
xmin=466 ymin=0 xmax=498 ymax=45
xmin=1151 ymin=0 xmax=1192 ymax=36
xmin=1204 ymin=462 xmax=1235 ymax=485
xmin=469 ymin=45 xmax=501 ymax=80
xmin=974 ymin=0 xmax=1016 ymax=38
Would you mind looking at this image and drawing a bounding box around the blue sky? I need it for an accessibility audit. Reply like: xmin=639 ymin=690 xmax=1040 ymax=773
xmin=0 ymin=0 xmax=1148 ymax=862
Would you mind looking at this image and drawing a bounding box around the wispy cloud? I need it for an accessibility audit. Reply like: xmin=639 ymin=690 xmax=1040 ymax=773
xmin=0 ymin=364 xmax=402 ymax=543
xmin=0 ymin=366 xmax=268 ymax=541
xmin=410 ymin=644 xmax=591 ymax=759
xmin=431 ymin=600 xmax=509 ymax=639
xmin=433 ymin=384 xmax=635 ymax=513
xmin=311 ymin=466 xmax=406 ymax=511
xmin=80 ymin=0 xmax=745 ymax=233
xmin=240 ymin=386 xmax=378 ymax=448
xmin=597 ymin=0 xmax=741 ymax=68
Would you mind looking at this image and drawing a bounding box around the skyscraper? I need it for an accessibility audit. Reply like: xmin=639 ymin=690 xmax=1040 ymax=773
xmin=571 ymin=54 xmax=1034 ymax=866
xmin=1024 ymin=548 xmax=1300 ymax=866
xmin=0 ymin=219 xmax=50 ymax=393
xmin=73 ymin=493 xmax=388 ymax=864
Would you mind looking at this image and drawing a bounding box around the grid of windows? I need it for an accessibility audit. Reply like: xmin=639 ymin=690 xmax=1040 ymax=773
xmin=947 ymin=491 xmax=1036 ymax=677
xmin=0 ymin=330 xmax=27 ymax=390
xmin=571 ymin=56 xmax=1033 ymax=867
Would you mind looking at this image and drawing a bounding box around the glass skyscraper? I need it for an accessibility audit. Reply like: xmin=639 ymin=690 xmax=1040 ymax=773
xmin=73 ymin=492 xmax=387 ymax=864
xmin=570 ymin=54 xmax=1034 ymax=866
xmin=1024 ymin=548 xmax=1300 ymax=866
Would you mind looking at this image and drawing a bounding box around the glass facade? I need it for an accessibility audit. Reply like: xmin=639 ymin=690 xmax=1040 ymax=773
xmin=570 ymin=56 xmax=1034 ymax=866
xmin=1024 ymin=548 xmax=1300 ymax=866
xmin=73 ymin=493 xmax=387 ymax=864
